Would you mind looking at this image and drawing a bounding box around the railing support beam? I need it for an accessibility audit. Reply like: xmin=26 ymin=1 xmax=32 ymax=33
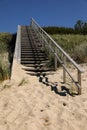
xmin=78 ymin=70 xmax=81 ymax=95
xmin=63 ymin=55 xmax=66 ymax=83
xmin=54 ymin=47 xmax=57 ymax=71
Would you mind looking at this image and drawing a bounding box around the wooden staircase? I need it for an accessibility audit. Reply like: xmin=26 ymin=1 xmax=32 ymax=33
xmin=13 ymin=18 xmax=83 ymax=94
xmin=21 ymin=26 xmax=52 ymax=76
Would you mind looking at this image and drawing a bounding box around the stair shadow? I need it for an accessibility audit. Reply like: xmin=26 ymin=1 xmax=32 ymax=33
xmin=22 ymin=57 xmax=73 ymax=96
xmin=23 ymin=66 xmax=73 ymax=96
xmin=38 ymin=74 xmax=73 ymax=96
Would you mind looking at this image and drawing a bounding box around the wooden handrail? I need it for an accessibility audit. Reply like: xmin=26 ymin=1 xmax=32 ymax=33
xmin=30 ymin=18 xmax=84 ymax=95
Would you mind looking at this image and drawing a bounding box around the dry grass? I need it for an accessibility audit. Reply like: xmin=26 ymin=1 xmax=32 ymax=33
xmin=51 ymin=34 xmax=87 ymax=63
xmin=18 ymin=78 xmax=28 ymax=86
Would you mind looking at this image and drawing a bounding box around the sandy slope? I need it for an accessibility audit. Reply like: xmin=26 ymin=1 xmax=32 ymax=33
xmin=0 ymin=60 xmax=87 ymax=130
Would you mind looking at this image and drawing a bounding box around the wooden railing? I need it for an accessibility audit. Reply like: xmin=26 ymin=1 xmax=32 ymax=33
xmin=30 ymin=18 xmax=84 ymax=95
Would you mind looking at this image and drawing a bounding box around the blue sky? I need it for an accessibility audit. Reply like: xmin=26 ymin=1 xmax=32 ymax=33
xmin=0 ymin=0 xmax=87 ymax=33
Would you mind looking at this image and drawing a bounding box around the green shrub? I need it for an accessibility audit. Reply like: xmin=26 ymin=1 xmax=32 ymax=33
xmin=73 ymin=42 xmax=87 ymax=63
xmin=42 ymin=45 xmax=55 ymax=68
xmin=0 ymin=42 xmax=7 ymax=53
xmin=0 ymin=62 xmax=10 ymax=81
xmin=43 ymin=26 xmax=75 ymax=34
xmin=0 ymin=33 xmax=16 ymax=81
xmin=0 ymin=33 xmax=12 ymax=53
xmin=51 ymin=34 xmax=87 ymax=63
xmin=47 ymin=52 xmax=55 ymax=68
xmin=42 ymin=34 xmax=87 ymax=67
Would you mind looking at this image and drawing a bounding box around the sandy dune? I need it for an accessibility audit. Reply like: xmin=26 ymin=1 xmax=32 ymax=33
xmin=0 ymin=60 xmax=87 ymax=130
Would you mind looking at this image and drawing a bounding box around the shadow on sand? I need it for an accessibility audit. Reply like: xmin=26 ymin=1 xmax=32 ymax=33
xmin=36 ymin=73 xmax=73 ymax=96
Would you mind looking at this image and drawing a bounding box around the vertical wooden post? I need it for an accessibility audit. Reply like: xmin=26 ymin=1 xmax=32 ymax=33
xmin=41 ymin=31 xmax=43 ymax=46
xmin=39 ymin=29 xmax=41 ymax=44
xmin=78 ymin=70 xmax=81 ymax=95
xmin=55 ymin=47 xmax=57 ymax=71
xmin=63 ymin=55 xmax=66 ymax=83
xmin=63 ymin=68 xmax=66 ymax=83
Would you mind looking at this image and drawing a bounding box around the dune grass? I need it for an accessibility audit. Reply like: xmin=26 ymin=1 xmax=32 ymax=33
xmin=0 ymin=33 xmax=16 ymax=81
xmin=51 ymin=34 xmax=87 ymax=63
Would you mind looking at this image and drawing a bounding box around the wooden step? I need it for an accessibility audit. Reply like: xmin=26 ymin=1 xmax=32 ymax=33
xmin=21 ymin=60 xmax=48 ymax=64
xmin=21 ymin=26 xmax=50 ymax=75
xmin=21 ymin=58 xmax=48 ymax=62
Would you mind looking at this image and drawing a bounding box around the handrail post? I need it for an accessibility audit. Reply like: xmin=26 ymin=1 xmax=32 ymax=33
xmin=41 ymin=31 xmax=44 ymax=46
xmin=78 ymin=70 xmax=81 ymax=95
xmin=55 ymin=47 xmax=57 ymax=71
xmin=30 ymin=18 xmax=33 ymax=27
xmin=40 ymin=29 xmax=42 ymax=44
xmin=63 ymin=55 xmax=66 ymax=83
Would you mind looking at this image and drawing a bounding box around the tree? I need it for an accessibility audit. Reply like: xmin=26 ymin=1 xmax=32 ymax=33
xmin=83 ymin=22 xmax=87 ymax=34
xmin=74 ymin=20 xmax=84 ymax=33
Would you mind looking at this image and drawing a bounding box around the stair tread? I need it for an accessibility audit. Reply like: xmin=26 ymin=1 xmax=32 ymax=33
xmin=21 ymin=26 xmax=50 ymax=75
xmin=21 ymin=60 xmax=48 ymax=64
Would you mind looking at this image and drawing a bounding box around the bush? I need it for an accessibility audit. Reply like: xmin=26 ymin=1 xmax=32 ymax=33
xmin=51 ymin=34 xmax=87 ymax=63
xmin=41 ymin=44 xmax=54 ymax=68
xmin=73 ymin=42 xmax=87 ymax=63
xmin=43 ymin=26 xmax=75 ymax=34
xmin=0 ymin=33 xmax=12 ymax=53
xmin=0 ymin=33 xmax=16 ymax=81
xmin=0 ymin=62 xmax=10 ymax=81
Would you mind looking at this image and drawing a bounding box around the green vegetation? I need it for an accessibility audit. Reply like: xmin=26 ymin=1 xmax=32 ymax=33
xmin=43 ymin=26 xmax=75 ymax=34
xmin=0 ymin=33 xmax=12 ymax=53
xmin=0 ymin=61 xmax=10 ymax=81
xmin=43 ymin=20 xmax=87 ymax=35
xmin=51 ymin=34 xmax=87 ymax=63
xmin=0 ymin=33 xmax=16 ymax=82
xmin=74 ymin=20 xmax=87 ymax=34
xmin=43 ymin=20 xmax=87 ymax=64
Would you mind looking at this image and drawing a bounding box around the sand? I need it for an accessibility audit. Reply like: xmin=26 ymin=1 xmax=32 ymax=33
xmin=0 ymin=60 xmax=87 ymax=130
